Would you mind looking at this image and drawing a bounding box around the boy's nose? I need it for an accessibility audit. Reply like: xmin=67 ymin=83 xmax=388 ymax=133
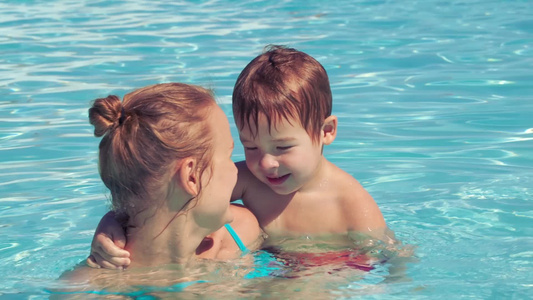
xmin=258 ymin=153 xmax=279 ymax=170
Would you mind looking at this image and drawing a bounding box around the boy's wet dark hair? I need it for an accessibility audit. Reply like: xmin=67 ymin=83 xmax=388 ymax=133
xmin=232 ymin=45 xmax=332 ymax=143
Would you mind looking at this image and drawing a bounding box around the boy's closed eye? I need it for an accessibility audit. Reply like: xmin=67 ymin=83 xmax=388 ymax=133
xmin=276 ymin=146 xmax=293 ymax=150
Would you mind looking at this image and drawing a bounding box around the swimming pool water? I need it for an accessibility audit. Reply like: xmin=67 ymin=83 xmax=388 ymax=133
xmin=1 ymin=0 xmax=532 ymax=298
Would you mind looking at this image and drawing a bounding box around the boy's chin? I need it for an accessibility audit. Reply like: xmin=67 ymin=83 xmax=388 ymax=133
xmin=267 ymin=183 xmax=299 ymax=196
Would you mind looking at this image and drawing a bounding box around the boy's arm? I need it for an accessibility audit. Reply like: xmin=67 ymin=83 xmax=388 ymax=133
xmin=86 ymin=211 xmax=131 ymax=269
xmin=343 ymin=184 xmax=403 ymax=263
xmin=230 ymin=161 xmax=249 ymax=202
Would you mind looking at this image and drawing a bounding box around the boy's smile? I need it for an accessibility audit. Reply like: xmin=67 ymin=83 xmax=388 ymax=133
xmin=238 ymin=113 xmax=326 ymax=195
xmin=267 ymin=173 xmax=291 ymax=185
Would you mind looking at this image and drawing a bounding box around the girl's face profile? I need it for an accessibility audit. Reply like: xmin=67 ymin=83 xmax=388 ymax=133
xmin=192 ymin=105 xmax=237 ymax=229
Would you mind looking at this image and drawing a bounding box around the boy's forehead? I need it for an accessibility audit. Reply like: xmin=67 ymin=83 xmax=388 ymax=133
xmin=237 ymin=114 xmax=311 ymax=141
xmin=238 ymin=113 xmax=300 ymax=133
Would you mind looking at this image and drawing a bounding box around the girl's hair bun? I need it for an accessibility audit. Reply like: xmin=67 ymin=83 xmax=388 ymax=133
xmin=89 ymin=95 xmax=123 ymax=137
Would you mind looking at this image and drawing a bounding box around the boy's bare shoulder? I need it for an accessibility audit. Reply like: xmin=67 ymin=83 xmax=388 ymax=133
xmin=334 ymin=165 xmax=371 ymax=200
xmin=328 ymin=162 xmax=387 ymax=231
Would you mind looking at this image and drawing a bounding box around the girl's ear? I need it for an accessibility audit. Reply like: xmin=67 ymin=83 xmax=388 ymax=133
xmin=176 ymin=157 xmax=199 ymax=196
xmin=322 ymin=115 xmax=338 ymax=145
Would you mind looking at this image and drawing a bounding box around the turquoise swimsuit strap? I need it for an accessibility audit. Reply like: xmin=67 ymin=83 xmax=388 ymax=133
xmin=224 ymin=223 xmax=248 ymax=253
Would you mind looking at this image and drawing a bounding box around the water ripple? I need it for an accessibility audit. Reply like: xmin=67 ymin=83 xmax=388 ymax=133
xmin=1 ymin=0 xmax=532 ymax=297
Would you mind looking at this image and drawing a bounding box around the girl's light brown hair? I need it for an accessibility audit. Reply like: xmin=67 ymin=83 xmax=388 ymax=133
xmin=89 ymin=83 xmax=215 ymax=217
xmin=233 ymin=45 xmax=332 ymax=143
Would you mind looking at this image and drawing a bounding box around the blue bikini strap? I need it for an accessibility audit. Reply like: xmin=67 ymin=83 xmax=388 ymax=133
xmin=224 ymin=223 xmax=248 ymax=253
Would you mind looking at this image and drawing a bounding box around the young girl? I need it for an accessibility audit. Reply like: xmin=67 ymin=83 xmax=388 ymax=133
xmin=68 ymin=83 xmax=263 ymax=281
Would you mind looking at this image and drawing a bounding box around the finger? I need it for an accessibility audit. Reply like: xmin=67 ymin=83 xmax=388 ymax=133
xmin=92 ymin=247 xmax=131 ymax=268
xmin=113 ymin=233 xmax=127 ymax=250
xmin=94 ymin=234 xmax=130 ymax=258
xmin=86 ymin=255 xmax=101 ymax=269
xmin=110 ymin=227 xmax=127 ymax=250
xmin=107 ymin=256 xmax=131 ymax=267
xmin=91 ymin=252 xmax=123 ymax=270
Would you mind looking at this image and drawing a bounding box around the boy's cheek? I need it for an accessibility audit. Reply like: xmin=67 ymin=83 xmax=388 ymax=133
xmin=244 ymin=152 xmax=258 ymax=164
xmin=244 ymin=155 xmax=256 ymax=169
xmin=244 ymin=157 xmax=264 ymax=177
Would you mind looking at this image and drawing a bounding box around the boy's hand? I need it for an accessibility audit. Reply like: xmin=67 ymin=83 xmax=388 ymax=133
xmin=86 ymin=212 xmax=131 ymax=269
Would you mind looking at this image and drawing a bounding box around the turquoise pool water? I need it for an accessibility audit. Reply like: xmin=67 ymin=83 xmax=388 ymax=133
xmin=1 ymin=0 xmax=532 ymax=298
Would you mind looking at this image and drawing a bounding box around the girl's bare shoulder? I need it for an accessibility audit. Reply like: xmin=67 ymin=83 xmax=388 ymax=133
xmin=216 ymin=204 xmax=264 ymax=259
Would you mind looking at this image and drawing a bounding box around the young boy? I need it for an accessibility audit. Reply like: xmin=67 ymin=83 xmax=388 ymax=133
xmin=88 ymin=45 xmax=387 ymax=268
xmin=230 ymin=45 xmax=385 ymax=237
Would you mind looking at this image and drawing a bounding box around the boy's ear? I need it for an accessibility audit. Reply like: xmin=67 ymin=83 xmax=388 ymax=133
xmin=322 ymin=115 xmax=338 ymax=145
xmin=175 ymin=158 xmax=199 ymax=196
